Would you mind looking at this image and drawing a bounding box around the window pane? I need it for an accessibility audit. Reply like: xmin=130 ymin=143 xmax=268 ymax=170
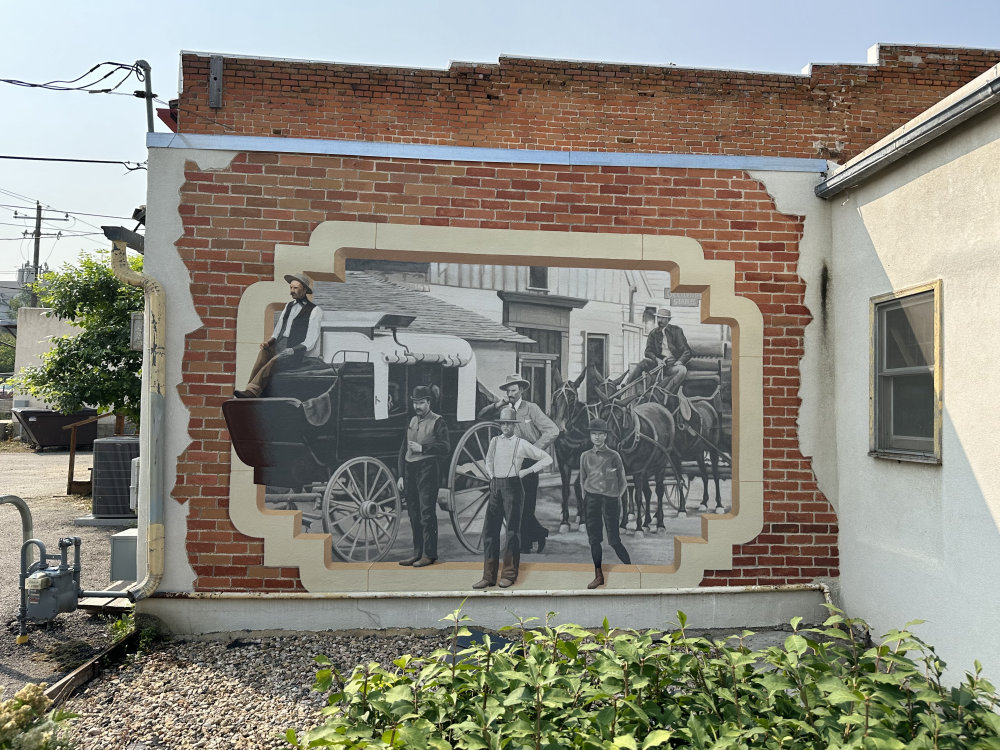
xmin=882 ymin=294 xmax=933 ymax=370
xmin=890 ymin=373 xmax=934 ymax=440
xmin=528 ymin=266 xmax=548 ymax=289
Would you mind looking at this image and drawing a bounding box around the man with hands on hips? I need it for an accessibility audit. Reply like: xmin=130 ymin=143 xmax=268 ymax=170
xmin=397 ymin=386 xmax=450 ymax=568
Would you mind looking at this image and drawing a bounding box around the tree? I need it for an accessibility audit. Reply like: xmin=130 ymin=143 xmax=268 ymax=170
xmin=10 ymin=251 xmax=144 ymax=423
xmin=0 ymin=331 xmax=14 ymax=373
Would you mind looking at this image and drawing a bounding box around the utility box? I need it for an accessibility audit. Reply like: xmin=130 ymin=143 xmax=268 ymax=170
xmin=110 ymin=528 xmax=138 ymax=582
xmin=92 ymin=436 xmax=140 ymax=517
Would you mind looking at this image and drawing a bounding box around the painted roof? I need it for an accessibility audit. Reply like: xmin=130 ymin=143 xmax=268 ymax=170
xmin=312 ymin=272 xmax=533 ymax=344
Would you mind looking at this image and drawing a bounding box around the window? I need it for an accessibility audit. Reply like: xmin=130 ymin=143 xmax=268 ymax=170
xmin=871 ymin=281 xmax=941 ymax=462
xmin=528 ymin=266 xmax=548 ymax=290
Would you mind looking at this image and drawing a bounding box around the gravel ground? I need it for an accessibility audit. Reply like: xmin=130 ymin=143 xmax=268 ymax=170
xmin=63 ymin=630 xmax=451 ymax=750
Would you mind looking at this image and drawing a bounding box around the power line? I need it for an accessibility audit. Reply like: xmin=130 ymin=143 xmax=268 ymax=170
xmin=1 ymin=62 xmax=139 ymax=94
xmin=0 ymin=155 xmax=146 ymax=171
xmin=2 ymin=202 xmax=135 ymax=221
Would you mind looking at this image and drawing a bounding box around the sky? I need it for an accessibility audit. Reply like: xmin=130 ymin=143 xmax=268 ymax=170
xmin=2 ymin=0 xmax=999 ymax=280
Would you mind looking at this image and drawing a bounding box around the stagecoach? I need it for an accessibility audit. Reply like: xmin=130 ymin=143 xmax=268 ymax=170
xmin=223 ymin=311 xmax=501 ymax=562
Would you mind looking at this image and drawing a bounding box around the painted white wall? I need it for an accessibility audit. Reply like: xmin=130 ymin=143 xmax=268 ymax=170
xmin=829 ymin=104 xmax=1000 ymax=681
xmin=11 ymin=307 xmax=77 ymax=409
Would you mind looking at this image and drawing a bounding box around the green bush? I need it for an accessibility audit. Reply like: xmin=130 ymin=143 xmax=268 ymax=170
xmin=287 ymin=606 xmax=1000 ymax=749
xmin=0 ymin=683 xmax=75 ymax=749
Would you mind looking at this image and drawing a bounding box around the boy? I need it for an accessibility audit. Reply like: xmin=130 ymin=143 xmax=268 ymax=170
xmin=579 ymin=418 xmax=632 ymax=589
xmin=473 ymin=406 xmax=552 ymax=589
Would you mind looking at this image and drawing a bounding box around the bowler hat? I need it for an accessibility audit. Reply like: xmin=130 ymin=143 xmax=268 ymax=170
xmin=588 ymin=418 xmax=610 ymax=433
xmin=283 ymin=272 xmax=314 ymax=294
xmin=410 ymin=385 xmax=434 ymax=402
xmin=655 ymin=307 xmax=672 ymax=319
xmin=498 ymin=406 xmax=519 ymax=423
xmin=500 ymin=373 xmax=530 ymax=391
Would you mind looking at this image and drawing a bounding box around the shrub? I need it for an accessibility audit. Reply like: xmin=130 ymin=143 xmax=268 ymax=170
xmin=287 ymin=606 xmax=1000 ymax=749
xmin=0 ymin=683 xmax=75 ymax=749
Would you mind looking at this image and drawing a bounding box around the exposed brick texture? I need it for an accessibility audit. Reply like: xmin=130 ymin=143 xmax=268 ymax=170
xmin=178 ymin=45 xmax=1000 ymax=162
xmin=175 ymin=153 xmax=833 ymax=590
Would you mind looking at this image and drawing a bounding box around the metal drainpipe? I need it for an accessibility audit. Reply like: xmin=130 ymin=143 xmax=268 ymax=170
xmin=0 ymin=495 xmax=34 ymax=544
xmin=86 ymin=240 xmax=165 ymax=603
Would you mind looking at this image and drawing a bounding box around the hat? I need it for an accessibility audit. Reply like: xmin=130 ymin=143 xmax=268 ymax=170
xmin=410 ymin=385 xmax=434 ymax=402
xmin=283 ymin=272 xmax=314 ymax=294
xmin=498 ymin=406 xmax=519 ymax=423
xmin=588 ymin=418 xmax=610 ymax=433
xmin=655 ymin=307 xmax=672 ymax=319
xmin=500 ymin=373 xmax=531 ymax=391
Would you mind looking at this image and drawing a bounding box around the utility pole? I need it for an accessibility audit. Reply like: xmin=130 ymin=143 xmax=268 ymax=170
xmin=20 ymin=202 xmax=69 ymax=307
xmin=30 ymin=203 xmax=41 ymax=306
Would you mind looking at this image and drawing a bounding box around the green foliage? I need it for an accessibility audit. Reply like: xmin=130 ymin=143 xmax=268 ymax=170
xmin=0 ymin=683 xmax=75 ymax=749
xmin=288 ymin=606 xmax=1000 ymax=749
xmin=0 ymin=332 xmax=14 ymax=375
xmin=107 ymin=612 xmax=161 ymax=653
xmin=10 ymin=251 xmax=144 ymax=424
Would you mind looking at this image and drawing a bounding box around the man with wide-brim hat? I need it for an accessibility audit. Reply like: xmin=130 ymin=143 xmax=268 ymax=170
xmin=397 ymin=385 xmax=450 ymax=568
xmin=478 ymin=373 xmax=559 ymax=554
xmin=474 ymin=405 xmax=552 ymax=589
xmin=621 ymin=306 xmax=692 ymax=395
xmin=234 ymin=272 xmax=324 ymax=398
xmin=579 ymin=417 xmax=632 ymax=589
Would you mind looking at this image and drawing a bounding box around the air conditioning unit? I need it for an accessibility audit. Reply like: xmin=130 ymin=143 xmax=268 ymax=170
xmin=92 ymin=436 xmax=140 ymax=517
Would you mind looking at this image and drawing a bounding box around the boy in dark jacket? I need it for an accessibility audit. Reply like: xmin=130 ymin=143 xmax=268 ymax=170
xmin=579 ymin=419 xmax=632 ymax=589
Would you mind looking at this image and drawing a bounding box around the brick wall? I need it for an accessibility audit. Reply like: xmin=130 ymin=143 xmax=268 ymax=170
xmin=174 ymin=152 xmax=832 ymax=590
xmin=178 ymin=45 xmax=1000 ymax=162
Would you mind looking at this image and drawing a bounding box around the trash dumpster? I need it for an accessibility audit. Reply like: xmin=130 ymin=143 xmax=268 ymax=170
xmin=11 ymin=407 xmax=98 ymax=450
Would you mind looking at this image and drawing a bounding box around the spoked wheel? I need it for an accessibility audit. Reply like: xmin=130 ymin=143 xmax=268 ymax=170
xmin=447 ymin=421 xmax=500 ymax=553
xmin=321 ymin=457 xmax=401 ymax=562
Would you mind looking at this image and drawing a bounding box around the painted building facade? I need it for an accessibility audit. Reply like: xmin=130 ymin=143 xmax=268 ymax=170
xmin=134 ymin=44 xmax=1000 ymax=678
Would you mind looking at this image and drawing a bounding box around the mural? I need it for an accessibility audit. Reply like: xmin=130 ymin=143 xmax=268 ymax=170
xmin=223 ymin=258 xmax=733 ymax=589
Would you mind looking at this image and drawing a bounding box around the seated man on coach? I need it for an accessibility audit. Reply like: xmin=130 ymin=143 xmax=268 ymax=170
xmin=234 ymin=272 xmax=324 ymax=399
xmin=621 ymin=307 xmax=692 ymax=395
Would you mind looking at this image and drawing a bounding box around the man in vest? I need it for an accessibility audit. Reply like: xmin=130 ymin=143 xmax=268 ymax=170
xmin=397 ymin=385 xmax=451 ymax=568
xmin=234 ymin=272 xmax=323 ymax=399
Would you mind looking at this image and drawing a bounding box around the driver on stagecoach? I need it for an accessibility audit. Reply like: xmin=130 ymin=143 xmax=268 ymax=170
xmin=621 ymin=307 xmax=692 ymax=395
xmin=234 ymin=272 xmax=324 ymax=399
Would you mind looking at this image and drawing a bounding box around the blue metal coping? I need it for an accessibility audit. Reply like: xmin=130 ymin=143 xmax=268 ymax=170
xmin=148 ymin=132 xmax=828 ymax=174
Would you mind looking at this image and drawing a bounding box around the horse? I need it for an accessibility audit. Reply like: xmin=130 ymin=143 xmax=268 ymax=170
xmin=642 ymin=373 xmax=726 ymax=517
xmin=549 ymin=370 xmax=591 ymax=532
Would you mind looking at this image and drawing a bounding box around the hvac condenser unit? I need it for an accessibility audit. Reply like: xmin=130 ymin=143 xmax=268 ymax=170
xmin=92 ymin=436 xmax=140 ymax=517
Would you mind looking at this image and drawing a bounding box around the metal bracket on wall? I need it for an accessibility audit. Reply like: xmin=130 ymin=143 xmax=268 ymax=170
xmin=209 ymin=55 xmax=224 ymax=109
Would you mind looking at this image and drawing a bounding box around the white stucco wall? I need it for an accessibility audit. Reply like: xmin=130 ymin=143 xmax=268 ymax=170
xmin=829 ymin=104 xmax=1000 ymax=681
xmin=11 ymin=307 xmax=78 ymax=409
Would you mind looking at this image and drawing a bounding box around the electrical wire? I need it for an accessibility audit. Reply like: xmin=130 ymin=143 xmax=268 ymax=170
xmin=0 ymin=155 xmax=146 ymax=171
xmin=1 ymin=62 xmax=140 ymax=95
xmin=2 ymin=204 xmax=134 ymax=220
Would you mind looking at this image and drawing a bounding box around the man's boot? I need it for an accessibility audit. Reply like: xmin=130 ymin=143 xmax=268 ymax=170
xmin=587 ymin=566 xmax=605 ymax=589
xmin=473 ymin=561 xmax=498 ymax=589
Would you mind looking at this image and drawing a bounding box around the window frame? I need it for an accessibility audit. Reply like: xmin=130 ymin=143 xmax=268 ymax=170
xmin=527 ymin=266 xmax=549 ymax=291
xmin=869 ymin=280 xmax=942 ymax=464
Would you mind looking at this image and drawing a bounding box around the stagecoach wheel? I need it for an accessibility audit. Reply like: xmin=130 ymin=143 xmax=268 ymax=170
xmin=448 ymin=421 xmax=500 ymax=554
xmin=321 ymin=457 xmax=401 ymax=562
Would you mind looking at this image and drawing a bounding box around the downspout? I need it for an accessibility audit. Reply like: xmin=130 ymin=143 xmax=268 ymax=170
xmin=106 ymin=240 xmax=165 ymax=603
